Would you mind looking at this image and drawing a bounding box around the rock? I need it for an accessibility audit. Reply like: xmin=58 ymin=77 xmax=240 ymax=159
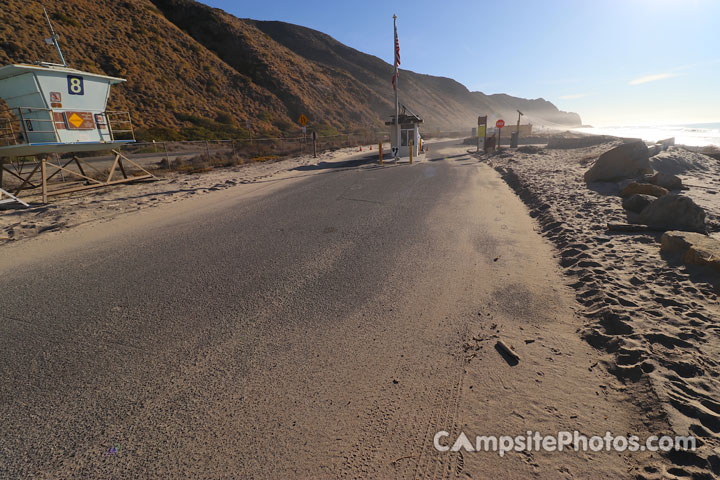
xmin=584 ymin=141 xmax=652 ymax=182
xmin=621 ymin=194 xmax=656 ymax=214
xmin=649 ymin=172 xmax=683 ymax=190
xmin=658 ymin=137 xmax=675 ymax=149
xmin=620 ymin=182 xmax=668 ymax=198
xmin=661 ymin=231 xmax=720 ymax=273
xmin=647 ymin=144 xmax=662 ymax=157
xmin=635 ymin=194 xmax=706 ymax=232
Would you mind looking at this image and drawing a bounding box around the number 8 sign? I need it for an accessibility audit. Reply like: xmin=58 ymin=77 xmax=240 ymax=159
xmin=67 ymin=75 xmax=84 ymax=96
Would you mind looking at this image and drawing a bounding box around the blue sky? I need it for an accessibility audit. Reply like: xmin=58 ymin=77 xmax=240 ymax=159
xmin=203 ymin=0 xmax=719 ymax=127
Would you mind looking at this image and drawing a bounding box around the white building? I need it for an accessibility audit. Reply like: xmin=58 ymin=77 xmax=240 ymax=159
xmin=385 ymin=107 xmax=423 ymax=158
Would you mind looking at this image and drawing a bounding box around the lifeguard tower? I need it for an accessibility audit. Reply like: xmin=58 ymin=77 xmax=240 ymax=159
xmin=385 ymin=104 xmax=424 ymax=159
xmin=0 ymin=6 xmax=152 ymax=206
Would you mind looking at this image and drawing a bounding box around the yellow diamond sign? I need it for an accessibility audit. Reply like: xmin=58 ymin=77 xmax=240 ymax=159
xmin=68 ymin=113 xmax=84 ymax=128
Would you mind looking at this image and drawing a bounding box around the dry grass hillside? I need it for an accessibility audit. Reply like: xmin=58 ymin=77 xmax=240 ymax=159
xmin=1 ymin=0 xmax=581 ymax=140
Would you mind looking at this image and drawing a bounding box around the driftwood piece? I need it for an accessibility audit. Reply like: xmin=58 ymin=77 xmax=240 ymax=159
xmin=495 ymin=340 xmax=520 ymax=363
xmin=607 ymin=223 xmax=654 ymax=232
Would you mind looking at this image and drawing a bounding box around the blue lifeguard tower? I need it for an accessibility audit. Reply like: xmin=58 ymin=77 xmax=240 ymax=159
xmin=0 ymin=6 xmax=152 ymax=206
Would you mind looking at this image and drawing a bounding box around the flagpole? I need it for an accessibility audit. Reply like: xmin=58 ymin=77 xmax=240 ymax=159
xmin=393 ymin=14 xmax=399 ymax=158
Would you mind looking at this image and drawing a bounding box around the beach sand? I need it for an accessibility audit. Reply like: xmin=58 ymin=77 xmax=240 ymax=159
xmin=490 ymin=142 xmax=720 ymax=477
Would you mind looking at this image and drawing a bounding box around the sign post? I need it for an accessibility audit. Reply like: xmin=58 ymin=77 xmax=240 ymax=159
xmin=496 ymin=119 xmax=505 ymax=151
xmin=311 ymin=131 xmax=318 ymax=158
xmin=477 ymin=115 xmax=487 ymax=153
xmin=298 ymin=114 xmax=309 ymax=151
xmin=514 ymin=110 xmax=524 ymax=148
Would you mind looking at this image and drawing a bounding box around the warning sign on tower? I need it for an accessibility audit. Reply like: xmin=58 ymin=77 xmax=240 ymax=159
xmin=66 ymin=111 xmax=95 ymax=130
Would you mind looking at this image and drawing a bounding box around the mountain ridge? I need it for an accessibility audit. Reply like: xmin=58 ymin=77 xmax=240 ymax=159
xmin=0 ymin=0 xmax=581 ymax=140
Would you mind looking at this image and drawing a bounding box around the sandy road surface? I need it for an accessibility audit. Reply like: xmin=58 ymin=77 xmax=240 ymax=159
xmin=0 ymin=142 xmax=664 ymax=478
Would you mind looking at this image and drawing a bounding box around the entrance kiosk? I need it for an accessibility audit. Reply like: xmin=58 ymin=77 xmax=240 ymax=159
xmin=385 ymin=105 xmax=424 ymax=159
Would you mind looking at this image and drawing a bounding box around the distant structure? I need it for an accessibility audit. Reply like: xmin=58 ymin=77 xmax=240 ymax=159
xmin=388 ymin=14 xmax=424 ymax=161
xmin=0 ymin=4 xmax=152 ymax=206
xmin=386 ymin=104 xmax=423 ymax=159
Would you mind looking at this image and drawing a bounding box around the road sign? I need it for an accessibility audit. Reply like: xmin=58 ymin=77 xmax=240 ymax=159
xmin=496 ymin=119 xmax=505 ymax=129
xmin=298 ymin=114 xmax=309 ymax=126
xmin=301 ymin=126 xmax=307 ymax=134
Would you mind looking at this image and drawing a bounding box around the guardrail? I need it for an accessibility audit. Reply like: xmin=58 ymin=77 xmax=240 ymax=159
xmin=0 ymin=107 xmax=56 ymax=146
xmin=0 ymin=107 xmax=135 ymax=146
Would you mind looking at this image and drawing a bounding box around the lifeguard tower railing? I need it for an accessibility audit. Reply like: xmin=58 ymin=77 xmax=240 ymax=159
xmin=0 ymin=107 xmax=135 ymax=147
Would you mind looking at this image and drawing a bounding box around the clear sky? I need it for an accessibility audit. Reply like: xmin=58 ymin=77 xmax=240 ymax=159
xmin=203 ymin=0 xmax=719 ymax=127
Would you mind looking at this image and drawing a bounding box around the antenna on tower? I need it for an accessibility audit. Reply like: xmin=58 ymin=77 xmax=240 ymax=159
xmin=42 ymin=3 xmax=67 ymax=67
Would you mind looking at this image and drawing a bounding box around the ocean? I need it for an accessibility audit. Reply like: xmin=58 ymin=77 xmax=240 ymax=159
xmin=572 ymin=123 xmax=720 ymax=148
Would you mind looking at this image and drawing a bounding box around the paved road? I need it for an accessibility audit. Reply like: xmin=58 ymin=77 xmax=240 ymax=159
xmin=0 ymin=141 xmax=646 ymax=478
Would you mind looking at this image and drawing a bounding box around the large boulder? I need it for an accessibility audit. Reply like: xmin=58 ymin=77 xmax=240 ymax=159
xmin=633 ymin=194 xmax=706 ymax=232
xmin=621 ymin=194 xmax=656 ymax=214
xmin=661 ymin=231 xmax=720 ymax=273
xmin=649 ymin=172 xmax=683 ymax=191
xmin=620 ymin=182 xmax=668 ymax=198
xmin=584 ymin=141 xmax=652 ymax=183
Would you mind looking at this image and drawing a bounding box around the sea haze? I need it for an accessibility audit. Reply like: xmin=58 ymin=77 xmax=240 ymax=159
xmin=573 ymin=123 xmax=720 ymax=147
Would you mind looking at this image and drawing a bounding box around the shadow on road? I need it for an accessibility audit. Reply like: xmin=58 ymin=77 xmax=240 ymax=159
xmin=292 ymin=155 xmax=378 ymax=172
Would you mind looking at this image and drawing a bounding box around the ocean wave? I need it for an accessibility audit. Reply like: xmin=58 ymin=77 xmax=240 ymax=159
xmin=572 ymin=124 xmax=720 ymax=147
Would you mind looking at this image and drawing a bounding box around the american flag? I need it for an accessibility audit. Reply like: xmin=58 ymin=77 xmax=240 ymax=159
xmin=392 ymin=19 xmax=400 ymax=89
xmin=394 ymin=24 xmax=401 ymax=67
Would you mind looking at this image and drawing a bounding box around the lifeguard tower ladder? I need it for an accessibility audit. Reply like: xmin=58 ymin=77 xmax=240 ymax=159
xmin=0 ymin=6 xmax=154 ymax=206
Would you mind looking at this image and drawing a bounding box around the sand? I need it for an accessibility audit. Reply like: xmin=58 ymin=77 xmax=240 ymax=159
xmin=489 ymin=142 xmax=720 ymax=478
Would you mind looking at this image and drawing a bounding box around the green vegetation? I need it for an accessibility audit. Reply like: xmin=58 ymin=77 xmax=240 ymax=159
xmin=135 ymin=113 xmax=254 ymax=141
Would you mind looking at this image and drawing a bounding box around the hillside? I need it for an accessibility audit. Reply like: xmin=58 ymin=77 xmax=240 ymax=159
xmin=0 ymin=0 xmax=581 ymax=140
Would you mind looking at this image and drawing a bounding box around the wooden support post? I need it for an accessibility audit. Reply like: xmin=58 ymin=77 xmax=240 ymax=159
xmin=41 ymin=157 xmax=47 ymax=204
xmin=118 ymin=157 xmax=128 ymax=179
xmin=409 ymin=139 xmax=413 ymax=164
xmin=11 ymin=162 xmax=40 ymax=195
xmin=379 ymin=142 xmax=383 ymax=165
xmin=107 ymin=153 xmax=120 ymax=183
xmin=73 ymin=156 xmax=87 ymax=178
xmin=0 ymin=158 xmax=3 ymax=190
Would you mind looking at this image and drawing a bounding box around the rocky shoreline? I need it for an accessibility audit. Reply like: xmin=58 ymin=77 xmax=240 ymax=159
xmin=490 ymin=142 xmax=720 ymax=478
